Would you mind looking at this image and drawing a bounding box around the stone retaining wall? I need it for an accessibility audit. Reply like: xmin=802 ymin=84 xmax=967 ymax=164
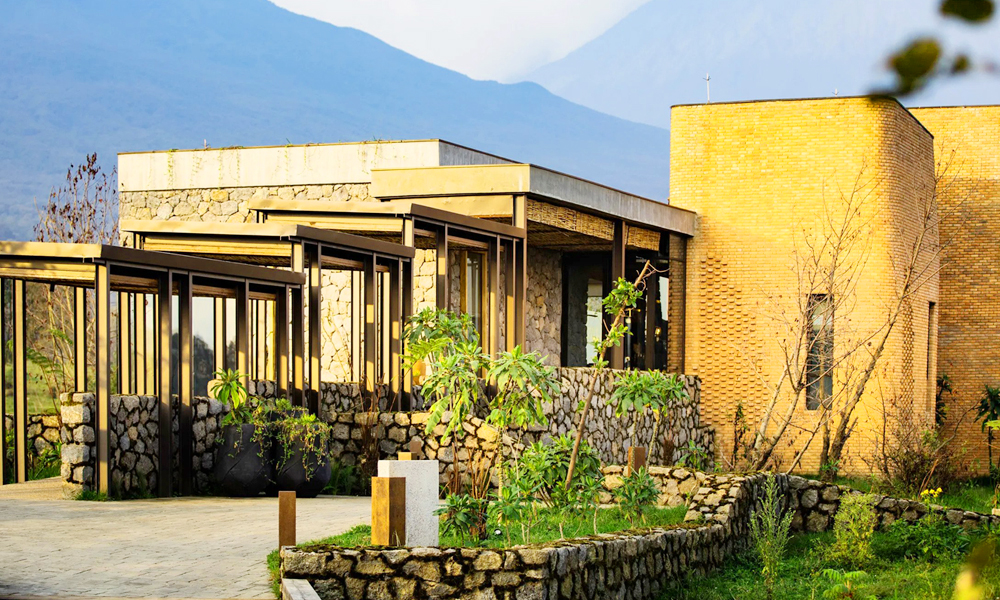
xmin=785 ymin=475 xmax=1000 ymax=532
xmin=247 ymin=369 xmax=713 ymax=469
xmin=281 ymin=471 xmax=774 ymax=600
xmin=4 ymin=414 xmax=61 ymax=454
xmin=60 ymin=392 xmax=228 ymax=497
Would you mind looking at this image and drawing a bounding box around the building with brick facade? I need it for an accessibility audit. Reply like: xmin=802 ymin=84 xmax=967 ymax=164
xmin=110 ymin=100 xmax=999 ymax=476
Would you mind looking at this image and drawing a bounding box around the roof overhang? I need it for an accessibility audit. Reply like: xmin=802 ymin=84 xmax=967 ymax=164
xmin=370 ymin=164 xmax=696 ymax=236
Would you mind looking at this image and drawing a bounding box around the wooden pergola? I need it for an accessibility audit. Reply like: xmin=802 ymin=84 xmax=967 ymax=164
xmin=122 ymin=221 xmax=416 ymax=411
xmin=247 ymin=200 xmax=528 ymax=356
xmin=0 ymin=242 xmax=304 ymax=496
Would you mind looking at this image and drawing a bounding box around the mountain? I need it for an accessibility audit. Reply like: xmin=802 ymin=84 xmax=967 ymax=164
xmin=526 ymin=0 xmax=1000 ymax=129
xmin=0 ymin=0 xmax=672 ymax=241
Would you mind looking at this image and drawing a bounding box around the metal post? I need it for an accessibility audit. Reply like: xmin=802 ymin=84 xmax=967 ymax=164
xmin=514 ymin=239 xmax=526 ymax=349
xmin=177 ymin=273 xmax=193 ymax=495
xmin=135 ymin=294 xmax=146 ymax=395
xmin=236 ymin=281 xmax=250 ymax=390
xmin=279 ymin=491 xmax=297 ymax=548
xmin=96 ymin=266 xmax=112 ymax=495
xmin=118 ymin=292 xmax=131 ymax=395
xmin=351 ymin=271 xmax=362 ymax=382
xmin=291 ymin=244 xmax=305 ymax=406
xmin=0 ymin=279 xmax=7 ymax=485
xmin=610 ymin=221 xmax=626 ymax=370
xmin=157 ymin=271 xmax=174 ymax=497
xmin=13 ymin=280 xmax=28 ymax=483
xmin=401 ymin=257 xmax=413 ymax=410
xmin=435 ymin=225 xmax=449 ymax=310
xmin=487 ymin=238 xmax=500 ymax=359
xmin=388 ymin=259 xmax=401 ymax=408
xmin=213 ymin=297 xmax=226 ymax=374
xmin=275 ymin=286 xmax=290 ymax=398
xmin=504 ymin=240 xmax=516 ymax=352
xmin=74 ymin=287 xmax=87 ymax=392
xmin=363 ymin=255 xmax=377 ymax=400
xmin=307 ymin=244 xmax=322 ymax=415
xmin=256 ymin=300 xmax=267 ymax=381
xmin=290 ymin=287 xmax=305 ymax=406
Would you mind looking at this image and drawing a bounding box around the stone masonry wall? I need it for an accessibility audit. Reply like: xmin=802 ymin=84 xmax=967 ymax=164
xmin=281 ymin=471 xmax=775 ymax=600
xmin=247 ymin=370 xmax=712 ymax=469
xmin=4 ymin=414 xmax=61 ymax=455
xmin=60 ymin=392 xmax=228 ymax=497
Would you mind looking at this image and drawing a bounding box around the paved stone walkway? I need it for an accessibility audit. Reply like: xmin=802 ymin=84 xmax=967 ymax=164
xmin=0 ymin=479 xmax=370 ymax=599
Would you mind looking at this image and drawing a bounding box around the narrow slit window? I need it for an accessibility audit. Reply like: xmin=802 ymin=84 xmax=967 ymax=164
xmin=806 ymin=294 xmax=834 ymax=410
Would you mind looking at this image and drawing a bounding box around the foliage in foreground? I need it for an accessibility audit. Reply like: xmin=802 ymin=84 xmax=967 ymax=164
xmin=676 ymin=520 xmax=1000 ymax=600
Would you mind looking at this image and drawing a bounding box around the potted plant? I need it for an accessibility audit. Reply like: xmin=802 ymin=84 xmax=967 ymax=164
xmin=272 ymin=412 xmax=332 ymax=498
xmin=212 ymin=369 xmax=273 ymax=497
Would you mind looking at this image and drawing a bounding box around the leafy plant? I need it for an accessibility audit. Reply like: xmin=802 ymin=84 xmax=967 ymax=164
xmin=436 ymin=493 xmax=490 ymax=546
xmin=978 ymin=385 xmax=1000 ymax=472
xmin=212 ymin=369 xmax=250 ymax=425
xmin=323 ymin=461 xmax=359 ymax=496
xmin=272 ymin=412 xmax=332 ymax=479
xmin=675 ymin=440 xmax=711 ymax=471
xmin=520 ymin=435 xmax=602 ymax=507
xmin=827 ymin=493 xmax=878 ymax=567
xmin=610 ymin=369 xmax=688 ymax=451
xmin=819 ymin=569 xmax=877 ymax=600
xmin=749 ymin=476 xmax=793 ymax=600
xmin=612 ymin=467 xmax=659 ymax=525
xmin=874 ymin=514 xmax=971 ymax=562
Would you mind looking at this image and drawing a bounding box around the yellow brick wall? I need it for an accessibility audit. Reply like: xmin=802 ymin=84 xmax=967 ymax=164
xmin=910 ymin=106 xmax=1000 ymax=473
xmin=670 ymin=97 xmax=938 ymax=475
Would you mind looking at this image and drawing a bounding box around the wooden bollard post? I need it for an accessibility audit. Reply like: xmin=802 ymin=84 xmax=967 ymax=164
xmin=279 ymin=491 xmax=296 ymax=548
xmin=371 ymin=477 xmax=406 ymax=546
xmin=627 ymin=446 xmax=647 ymax=477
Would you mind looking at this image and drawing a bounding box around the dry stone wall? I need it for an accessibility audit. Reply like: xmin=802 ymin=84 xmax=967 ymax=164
xmin=785 ymin=475 xmax=1000 ymax=532
xmin=4 ymin=414 xmax=61 ymax=455
xmin=59 ymin=392 xmax=228 ymax=497
xmin=281 ymin=471 xmax=775 ymax=600
xmin=536 ymin=370 xmax=712 ymax=466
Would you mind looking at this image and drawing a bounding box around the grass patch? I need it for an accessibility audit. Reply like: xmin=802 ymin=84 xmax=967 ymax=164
xmin=673 ymin=529 xmax=1000 ymax=600
xmin=266 ymin=548 xmax=281 ymax=599
xmin=74 ymin=490 xmax=110 ymax=501
xmin=301 ymin=505 xmax=688 ymax=551
xmin=831 ymin=475 xmax=997 ymax=514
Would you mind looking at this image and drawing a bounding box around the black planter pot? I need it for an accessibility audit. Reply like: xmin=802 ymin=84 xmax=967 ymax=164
xmin=214 ymin=424 xmax=272 ymax=497
xmin=274 ymin=429 xmax=332 ymax=498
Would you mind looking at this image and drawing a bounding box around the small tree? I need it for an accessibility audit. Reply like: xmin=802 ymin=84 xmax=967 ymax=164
xmin=609 ymin=369 xmax=689 ymax=458
xmin=564 ymin=261 xmax=654 ymax=488
xmin=750 ymin=477 xmax=793 ymax=600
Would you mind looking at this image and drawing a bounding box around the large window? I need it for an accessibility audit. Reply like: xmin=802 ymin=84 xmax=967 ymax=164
xmin=806 ymin=294 xmax=834 ymax=410
xmin=459 ymin=251 xmax=484 ymax=337
xmin=562 ymin=255 xmax=607 ymax=367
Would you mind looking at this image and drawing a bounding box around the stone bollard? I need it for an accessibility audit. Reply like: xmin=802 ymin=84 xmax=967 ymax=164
xmin=371 ymin=477 xmax=407 ymax=546
xmin=378 ymin=459 xmax=440 ymax=546
xmin=279 ymin=491 xmax=296 ymax=548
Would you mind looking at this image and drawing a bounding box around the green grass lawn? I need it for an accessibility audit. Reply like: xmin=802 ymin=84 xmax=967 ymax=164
xmin=672 ymin=530 xmax=995 ymax=600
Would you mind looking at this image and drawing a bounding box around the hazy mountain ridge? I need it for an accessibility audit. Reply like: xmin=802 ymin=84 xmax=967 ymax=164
xmin=527 ymin=0 xmax=1000 ymax=128
xmin=0 ymin=0 xmax=671 ymax=240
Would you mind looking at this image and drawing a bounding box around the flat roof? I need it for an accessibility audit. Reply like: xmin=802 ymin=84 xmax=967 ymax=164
xmin=670 ymin=95 xmax=933 ymax=139
xmin=248 ymin=200 xmax=527 ymax=239
xmin=121 ymin=221 xmax=415 ymax=259
xmin=0 ymin=242 xmax=304 ymax=285
xmin=370 ymin=164 xmax=696 ymax=236
xmin=118 ymin=140 xmax=514 ymax=192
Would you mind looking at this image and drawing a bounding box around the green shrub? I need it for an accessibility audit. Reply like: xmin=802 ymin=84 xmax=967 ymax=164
xmin=436 ymin=493 xmax=489 ymax=545
xmin=750 ymin=476 xmax=793 ymax=600
xmin=520 ymin=434 xmax=602 ymax=507
xmin=827 ymin=493 xmax=878 ymax=567
xmin=323 ymin=461 xmax=359 ymax=496
xmin=819 ymin=569 xmax=876 ymax=600
xmin=873 ymin=514 xmax=971 ymax=562
xmin=612 ymin=467 xmax=659 ymax=525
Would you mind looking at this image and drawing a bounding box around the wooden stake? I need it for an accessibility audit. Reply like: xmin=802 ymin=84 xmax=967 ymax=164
xmin=627 ymin=446 xmax=647 ymax=477
xmin=279 ymin=491 xmax=297 ymax=548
